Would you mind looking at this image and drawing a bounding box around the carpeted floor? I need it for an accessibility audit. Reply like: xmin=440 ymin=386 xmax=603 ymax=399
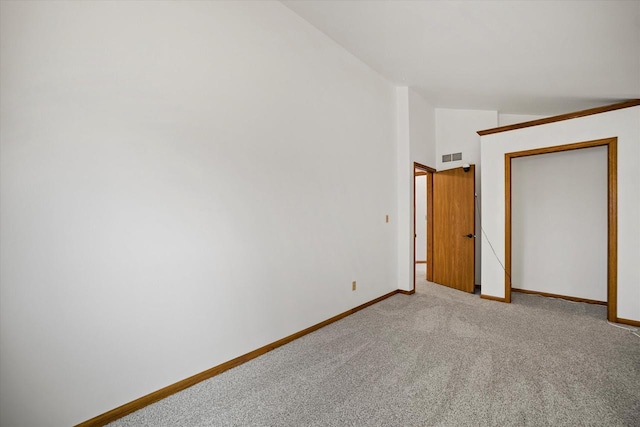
xmin=109 ymin=266 xmax=640 ymax=426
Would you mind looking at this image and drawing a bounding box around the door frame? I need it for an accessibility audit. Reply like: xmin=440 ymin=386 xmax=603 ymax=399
xmin=414 ymin=162 xmax=436 ymax=292
xmin=504 ymin=137 xmax=617 ymax=321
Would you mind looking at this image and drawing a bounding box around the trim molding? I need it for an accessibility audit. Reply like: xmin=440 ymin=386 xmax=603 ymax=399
xmin=398 ymin=289 xmax=415 ymax=295
xmin=477 ymin=99 xmax=640 ymax=136
xmin=504 ymin=154 xmax=512 ymax=303
xmin=413 ymin=162 xmax=435 ymax=292
xmin=415 ymin=260 xmax=427 ymax=264
xmin=504 ymin=137 xmax=617 ymax=322
xmin=511 ymin=288 xmax=606 ymax=305
xmin=480 ymin=294 xmax=507 ymax=302
xmin=76 ymin=290 xmax=401 ymax=427
xmin=414 ymin=162 xmax=436 ymax=173
xmin=616 ymin=318 xmax=640 ymax=327
xmin=426 ymin=171 xmax=434 ymax=282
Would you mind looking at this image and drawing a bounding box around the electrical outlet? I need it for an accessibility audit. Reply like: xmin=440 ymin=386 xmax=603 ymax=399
xmin=352 ymin=281 xmax=357 ymax=291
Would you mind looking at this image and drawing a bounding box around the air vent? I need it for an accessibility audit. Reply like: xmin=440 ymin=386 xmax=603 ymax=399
xmin=442 ymin=152 xmax=462 ymax=163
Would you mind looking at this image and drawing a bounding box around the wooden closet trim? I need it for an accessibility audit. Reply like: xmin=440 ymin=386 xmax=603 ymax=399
xmin=504 ymin=137 xmax=617 ymax=321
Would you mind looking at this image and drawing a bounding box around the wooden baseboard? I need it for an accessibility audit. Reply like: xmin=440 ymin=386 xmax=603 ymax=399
xmin=511 ymin=288 xmax=606 ymax=305
xmin=76 ymin=289 xmax=401 ymax=427
xmin=616 ymin=317 xmax=640 ymax=327
xmin=397 ymin=289 xmax=415 ymax=295
xmin=480 ymin=294 xmax=507 ymax=302
xmin=415 ymin=260 xmax=427 ymax=264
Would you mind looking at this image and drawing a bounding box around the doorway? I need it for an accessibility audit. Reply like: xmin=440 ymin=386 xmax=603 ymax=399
xmin=413 ymin=163 xmax=435 ymax=292
xmin=505 ymin=137 xmax=617 ymax=321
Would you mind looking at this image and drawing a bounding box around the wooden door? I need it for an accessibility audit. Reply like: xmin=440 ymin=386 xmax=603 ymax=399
xmin=432 ymin=165 xmax=475 ymax=292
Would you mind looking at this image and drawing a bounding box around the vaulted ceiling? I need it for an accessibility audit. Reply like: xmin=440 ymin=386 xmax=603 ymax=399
xmin=282 ymin=0 xmax=640 ymax=115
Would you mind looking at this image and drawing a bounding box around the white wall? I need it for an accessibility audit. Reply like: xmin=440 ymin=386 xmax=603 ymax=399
xmin=435 ymin=109 xmax=498 ymax=284
xmin=397 ymin=88 xmax=436 ymax=290
xmin=0 ymin=2 xmax=398 ymax=426
xmin=415 ymin=175 xmax=427 ymax=261
xmin=481 ymin=106 xmax=640 ymax=322
xmin=410 ymin=90 xmax=437 ymax=168
xmin=435 ymin=109 xmax=497 ymax=172
xmin=512 ymin=146 xmax=608 ymax=301
xmin=396 ymin=88 xmax=412 ymax=290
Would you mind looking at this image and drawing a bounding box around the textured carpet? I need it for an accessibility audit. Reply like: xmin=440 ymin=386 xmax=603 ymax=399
xmin=109 ymin=269 xmax=640 ymax=426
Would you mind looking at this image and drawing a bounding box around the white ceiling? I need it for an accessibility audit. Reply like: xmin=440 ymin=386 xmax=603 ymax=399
xmin=281 ymin=0 xmax=640 ymax=115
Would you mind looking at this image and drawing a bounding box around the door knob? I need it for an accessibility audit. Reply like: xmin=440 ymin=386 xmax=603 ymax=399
xmin=464 ymin=233 xmax=475 ymax=238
